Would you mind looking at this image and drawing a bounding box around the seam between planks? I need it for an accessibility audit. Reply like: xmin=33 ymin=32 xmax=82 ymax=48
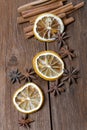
xmin=45 ymin=42 xmax=53 ymax=130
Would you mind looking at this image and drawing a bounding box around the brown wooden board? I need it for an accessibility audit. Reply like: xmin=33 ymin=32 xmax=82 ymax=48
xmin=47 ymin=0 xmax=87 ymax=130
xmin=0 ymin=0 xmax=51 ymax=130
xmin=0 ymin=0 xmax=87 ymax=130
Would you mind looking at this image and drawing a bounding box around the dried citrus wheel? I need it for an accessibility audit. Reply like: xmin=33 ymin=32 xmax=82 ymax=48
xmin=33 ymin=51 xmax=64 ymax=81
xmin=33 ymin=13 xmax=64 ymax=42
xmin=13 ymin=83 xmax=44 ymax=114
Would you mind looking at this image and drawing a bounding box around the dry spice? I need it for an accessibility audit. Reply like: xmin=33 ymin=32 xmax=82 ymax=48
xmin=21 ymin=68 xmax=37 ymax=83
xmin=48 ymin=80 xmax=65 ymax=96
xmin=9 ymin=69 xmax=23 ymax=84
xmin=48 ymin=31 xmax=80 ymax=96
xmin=9 ymin=68 xmax=37 ymax=84
xmin=59 ymin=45 xmax=76 ymax=60
xmin=55 ymin=32 xmax=70 ymax=49
xmin=19 ymin=114 xmax=34 ymax=128
xmin=63 ymin=67 xmax=79 ymax=85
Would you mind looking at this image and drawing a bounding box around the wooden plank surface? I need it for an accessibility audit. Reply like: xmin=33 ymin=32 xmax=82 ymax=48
xmin=47 ymin=0 xmax=87 ymax=130
xmin=0 ymin=0 xmax=87 ymax=130
xmin=0 ymin=0 xmax=51 ymax=130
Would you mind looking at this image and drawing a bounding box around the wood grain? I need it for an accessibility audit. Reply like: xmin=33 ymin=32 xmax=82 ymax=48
xmin=0 ymin=0 xmax=51 ymax=130
xmin=47 ymin=0 xmax=87 ymax=130
xmin=0 ymin=0 xmax=87 ymax=130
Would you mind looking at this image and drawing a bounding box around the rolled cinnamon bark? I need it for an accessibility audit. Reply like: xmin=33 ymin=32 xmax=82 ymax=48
xmin=18 ymin=0 xmax=67 ymax=13
xmin=26 ymin=2 xmax=73 ymax=23
xmin=22 ymin=1 xmax=63 ymax=18
xmin=17 ymin=17 xmax=30 ymax=24
xmin=17 ymin=11 xmax=66 ymax=24
xmin=63 ymin=17 xmax=75 ymax=25
xmin=18 ymin=0 xmax=49 ymax=13
xmin=24 ymin=25 xmax=33 ymax=33
xmin=30 ymin=13 xmax=66 ymax=24
xmin=66 ymin=1 xmax=85 ymax=14
xmin=17 ymin=2 xmax=73 ymax=24
xmin=25 ymin=31 xmax=34 ymax=39
xmin=50 ymin=3 xmax=74 ymax=14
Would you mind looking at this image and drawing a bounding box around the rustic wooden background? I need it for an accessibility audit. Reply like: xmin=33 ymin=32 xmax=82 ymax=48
xmin=0 ymin=0 xmax=87 ymax=130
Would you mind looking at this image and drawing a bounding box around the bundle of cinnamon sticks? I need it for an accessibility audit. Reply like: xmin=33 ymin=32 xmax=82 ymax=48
xmin=17 ymin=0 xmax=85 ymax=39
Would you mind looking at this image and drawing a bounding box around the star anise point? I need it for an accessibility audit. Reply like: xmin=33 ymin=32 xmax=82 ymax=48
xmin=63 ymin=67 xmax=79 ymax=85
xmin=21 ymin=68 xmax=37 ymax=83
xmin=18 ymin=115 xmax=34 ymax=129
xmin=59 ymin=45 xmax=76 ymax=60
xmin=9 ymin=69 xmax=23 ymax=84
xmin=55 ymin=32 xmax=70 ymax=49
xmin=48 ymin=80 xmax=65 ymax=96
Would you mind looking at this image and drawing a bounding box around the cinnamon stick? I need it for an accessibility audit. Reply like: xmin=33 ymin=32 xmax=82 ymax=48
xmin=63 ymin=17 xmax=75 ymax=25
xmin=66 ymin=1 xmax=85 ymax=15
xmin=29 ymin=13 xmax=66 ymax=24
xmin=58 ymin=13 xmax=66 ymax=18
xmin=18 ymin=0 xmax=67 ymax=13
xmin=25 ymin=31 xmax=34 ymax=39
xmin=17 ymin=12 xmax=66 ymax=24
xmin=17 ymin=2 xmax=84 ymax=24
xmin=17 ymin=2 xmax=73 ymax=24
xmin=24 ymin=25 xmax=33 ymax=33
xmin=21 ymin=0 xmax=59 ymax=15
xmin=17 ymin=17 xmax=30 ymax=24
xmin=18 ymin=0 xmax=49 ymax=13
xmin=22 ymin=1 xmax=63 ymax=18
xmin=32 ymin=0 xmax=59 ymax=8
xmin=50 ymin=2 xmax=74 ymax=14
xmin=17 ymin=13 xmax=66 ymax=24
xmin=28 ymin=3 xmax=73 ymax=23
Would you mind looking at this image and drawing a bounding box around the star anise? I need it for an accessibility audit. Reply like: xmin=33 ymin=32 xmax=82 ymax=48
xmin=9 ymin=69 xmax=23 ymax=84
xmin=48 ymin=80 xmax=65 ymax=96
xmin=55 ymin=32 xmax=70 ymax=49
xmin=63 ymin=67 xmax=79 ymax=85
xmin=21 ymin=68 xmax=37 ymax=83
xmin=19 ymin=114 xmax=34 ymax=128
xmin=59 ymin=45 xmax=76 ymax=60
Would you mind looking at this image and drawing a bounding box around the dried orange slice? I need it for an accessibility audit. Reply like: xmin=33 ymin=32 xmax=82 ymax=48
xmin=33 ymin=51 xmax=64 ymax=81
xmin=33 ymin=13 xmax=64 ymax=42
xmin=13 ymin=83 xmax=44 ymax=114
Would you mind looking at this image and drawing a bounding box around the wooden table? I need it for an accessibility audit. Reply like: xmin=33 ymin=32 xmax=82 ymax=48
xmin=0 ymin=0 xmax=87 ymax=130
